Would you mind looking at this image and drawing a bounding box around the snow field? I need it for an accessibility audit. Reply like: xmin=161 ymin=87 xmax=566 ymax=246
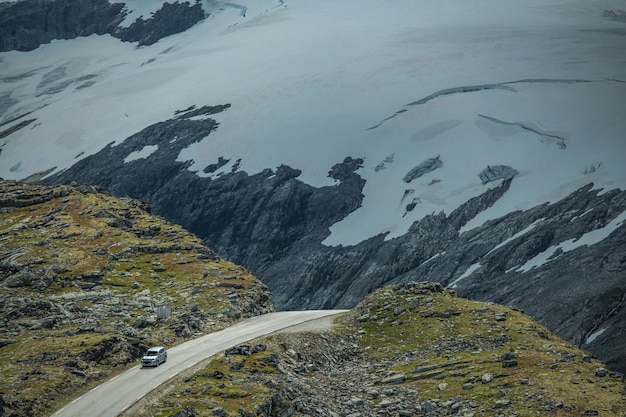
xmin=1 ymin=0 xmax=625 ymax=247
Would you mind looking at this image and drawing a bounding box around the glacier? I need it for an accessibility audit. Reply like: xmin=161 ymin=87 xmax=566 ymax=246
xmin=1 ymin=0 xmax=625 ymax=248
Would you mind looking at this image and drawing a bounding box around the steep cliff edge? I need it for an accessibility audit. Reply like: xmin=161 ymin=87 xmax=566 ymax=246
xmin=132 ymin=282 xmax=626 ymax=417
xmin=0 ymin=179 xmax=273 ymax=417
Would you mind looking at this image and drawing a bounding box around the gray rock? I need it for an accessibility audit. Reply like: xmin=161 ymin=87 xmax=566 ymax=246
xmin=175 ymin=324 xmax=192 ymax=338
xmin=357 ymin=313 xmax=370 ymax=322
xmin=403 ymin=156 xmax=443 ymax=183
xmin=493 ymin=399 xmax=511 ymax=409
xmin=169 ymin=406 xmax=198 ymax=417
xmin=494 ymin=313 xmax=507 ymax=321
xmin=381 ymin=373 xmax=406 ymax=384
xmin=210 ymin=407 xmax=226 ymax=417
xmin=367 ymin=388 xmax=380 ymax=398
xmin=478 ymin=165 xmax=519 ymax=184
xmin=502 ymin=360 xmax=518 ymax=368
xmin=346 ymin=397 xmax=364 ymax=406
xmin=378 ymin=399 xmax=394 ymax=408
xmin=422 ymin=401 xmax=436 ymax=412
xmin=133 ymin=317 xmax=148 ymax=329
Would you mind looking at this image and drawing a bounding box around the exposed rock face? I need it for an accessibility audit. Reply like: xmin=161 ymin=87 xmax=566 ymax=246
xmin=403 ymin=156 xmax=443 ymax=183
xmin=478 ymin=164 xmax=519 ymax=184
xmin=0 ymin=0 xmax=125 ymax=52
xmin=44 ymin=106 xmax=626 ymax=374
xmin=0 ymin=0 xmax=205 ymax=52
xmin=115 ymin=1 xmax=204 ymax=46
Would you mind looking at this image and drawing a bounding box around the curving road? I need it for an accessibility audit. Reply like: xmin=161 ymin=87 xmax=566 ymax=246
xmin=52 ymin=310 xmax=347 ymax=417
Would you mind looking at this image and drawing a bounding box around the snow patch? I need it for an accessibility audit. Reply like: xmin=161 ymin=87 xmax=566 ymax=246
xmin=422 ymin=251 xmax=445 ymax=266
xmin=517 ymin=209 xmax=626 ymax=272
xmin=569 ymin=208 xmax=594 ymax=222
xmin=448 ymin=263 xmax=482 ymax=289
xmin=585 ymin=327 xmax=608 ymax=345
xmin=124 ymin=145 xmax=159 ymax=163
xmin=485 ymin=219 xmax=545 ymax=256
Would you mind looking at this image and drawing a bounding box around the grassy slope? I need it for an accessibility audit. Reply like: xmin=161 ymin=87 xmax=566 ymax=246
xmin=0 ymin=180 xmax=273 ymax=416
xmin=345 ymin=283 xmax=626 ymax=415
xmin=138 ymin=283 xmax=626 ymax=417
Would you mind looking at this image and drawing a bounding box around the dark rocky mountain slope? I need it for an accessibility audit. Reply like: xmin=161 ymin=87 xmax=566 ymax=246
xmin=0 ymin=0 xmax=205 ymax=52
xmin=42 ymin=106 xmax=626 ymax=375
xmin=0 ymin=179 xmax=273 ymax=417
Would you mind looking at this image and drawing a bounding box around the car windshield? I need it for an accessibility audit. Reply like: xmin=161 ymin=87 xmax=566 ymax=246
xmin=146 ymin=350 xmax=158 ymax=356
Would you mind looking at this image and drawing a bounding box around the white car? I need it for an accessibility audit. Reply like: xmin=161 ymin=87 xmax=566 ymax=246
xmin=141 ymin=347 xmax=167 ymax=367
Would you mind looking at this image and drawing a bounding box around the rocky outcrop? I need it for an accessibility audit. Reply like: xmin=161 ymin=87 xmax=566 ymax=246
xmin=478 ymin=164 xmax=519 ymax=184
xmin=403 ymin=156 xmax=443 ymax=183
xmin=0 ymin=0 xmax=125 ymax=52
xmin=114 ymin=1 xmax=204 ymax=46
xmin=43 ymin=105 xmax=626 ymax=375
xmin=0 ymin=0 xmax=205 ymax=52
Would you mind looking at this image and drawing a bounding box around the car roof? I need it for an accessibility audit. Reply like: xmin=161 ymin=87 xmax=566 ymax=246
xmin=147 ymin=346 xmax=165 ymax=350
